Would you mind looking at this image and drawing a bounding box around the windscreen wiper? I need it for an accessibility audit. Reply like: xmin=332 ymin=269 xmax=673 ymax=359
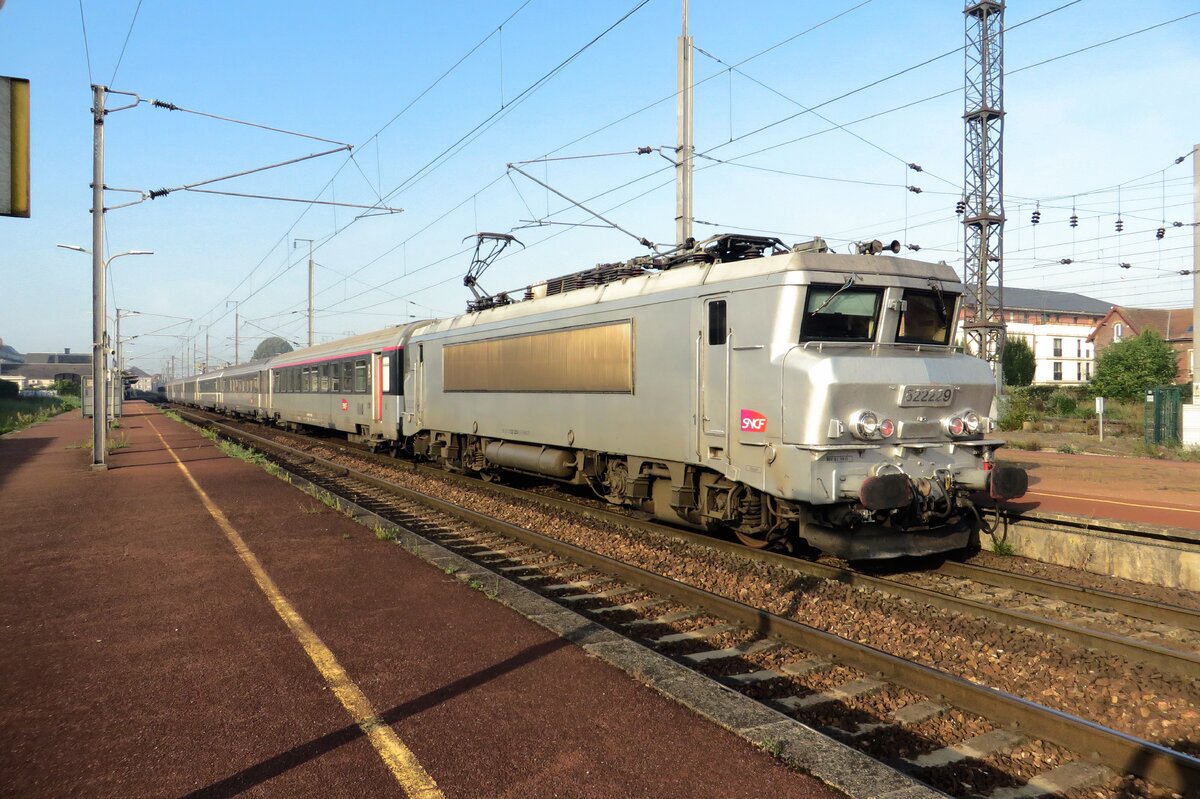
xmin=811 ymin=274 xmax=860 ymax=315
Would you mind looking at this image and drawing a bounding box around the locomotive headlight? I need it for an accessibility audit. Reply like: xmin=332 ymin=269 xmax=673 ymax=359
xmin=962 ymin=410 xmax=981 ymax=434
xmin=852 ymin=410 xmax=880 ymax=439
xmin=852 ymin=410 xmax=893 ymax=440
xmin=944 ymin=415 xmax=966 ymax=437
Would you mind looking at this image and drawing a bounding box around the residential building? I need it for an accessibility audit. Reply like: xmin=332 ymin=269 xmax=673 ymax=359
xmin=1088 ymin=306 xmax=1194 ymax=382
xmin=959 ymin=286 xmax=1112 ymax=385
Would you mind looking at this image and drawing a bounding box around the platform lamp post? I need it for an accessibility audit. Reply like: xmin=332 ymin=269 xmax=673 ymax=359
xmin=56 ymin=244 xmax=152 ymax=469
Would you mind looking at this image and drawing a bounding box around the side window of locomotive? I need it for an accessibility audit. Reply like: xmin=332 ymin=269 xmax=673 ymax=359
xmin=708 ymin=300 xmax=727 ymax=345
xmin=896 ymin=289 xmax=954 ymax=346
xmin=799 ymin=285 xmax=883 ymax=342
xmin=354 ymin=359 xmax=368 ymax=393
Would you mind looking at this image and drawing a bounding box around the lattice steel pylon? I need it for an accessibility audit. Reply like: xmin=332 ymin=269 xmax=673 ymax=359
xmin=962 ymin=1 xmax=1006 ymax=378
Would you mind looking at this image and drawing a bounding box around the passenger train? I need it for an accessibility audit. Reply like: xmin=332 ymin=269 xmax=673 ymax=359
xmin=167 ymin=234 xmax=1027 ymax=560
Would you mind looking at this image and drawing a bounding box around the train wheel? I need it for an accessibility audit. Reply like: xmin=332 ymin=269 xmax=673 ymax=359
xmin=734 ymin=529 xmax=773 ymax=549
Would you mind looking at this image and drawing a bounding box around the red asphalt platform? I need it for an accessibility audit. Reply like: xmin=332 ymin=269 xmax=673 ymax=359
xmin=0 ymin=403 xmax=841 ymax=799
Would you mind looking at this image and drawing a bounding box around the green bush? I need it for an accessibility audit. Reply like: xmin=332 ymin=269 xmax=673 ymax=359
xmin=997 ymin=389 xmax=1032 ymax=431
xmin=1048 ymin=390 xmax=1077 ymax=417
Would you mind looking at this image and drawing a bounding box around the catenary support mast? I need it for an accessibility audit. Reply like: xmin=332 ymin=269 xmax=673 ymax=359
xmin=675 ymin=0 xmax=694 ymax=247
xmin=962 ymin=1 xmax=1007 ymax=383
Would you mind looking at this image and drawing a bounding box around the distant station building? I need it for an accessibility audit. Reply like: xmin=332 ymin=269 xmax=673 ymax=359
xmin=0 ymin=348 xmax=92 ymax=392
xmin=1088 ymin=306 xmax=1194 ymax=384
xmin=959 ymin=287 xmax=1112 ymax=385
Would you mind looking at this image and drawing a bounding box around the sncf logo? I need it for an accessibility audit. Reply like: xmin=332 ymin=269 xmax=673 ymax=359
xmin=740 ymin=409 xmax=768 ymax=432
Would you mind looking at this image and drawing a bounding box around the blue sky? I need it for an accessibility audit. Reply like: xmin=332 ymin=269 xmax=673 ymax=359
xmin=1 ymin=1 xmax=1197 ymax=374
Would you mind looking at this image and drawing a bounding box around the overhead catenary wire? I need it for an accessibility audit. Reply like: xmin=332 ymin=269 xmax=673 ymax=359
xmin=108 ymin=0 xmax=144 ymax=87
xmin=175 ymin=2 xmax=1190 ymax=364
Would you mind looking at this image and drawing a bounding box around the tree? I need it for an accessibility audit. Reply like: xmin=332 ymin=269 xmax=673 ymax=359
xmin=252 ymin=337 xmax=294 ymax=361
xmin=1002 ymin=336 xmax=1035 ymax=387
xmin=52 ymin=378 xmax=80 ymax=397
xmin=1089 ymin=329 xmax=1178 ymax=401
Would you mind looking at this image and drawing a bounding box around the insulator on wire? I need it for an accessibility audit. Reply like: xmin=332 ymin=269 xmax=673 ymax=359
xmin=1156 ymin=227 xmax=1165 ymax=240
xmin=1059 ymin=258 xmax=1073 ymax=265
xmin=1173 ymin=221 xmax=1184 ymax=227
xmin=1069 ymin=213 xmax=1078 ymax=228
xmin=1031 ymin=209 xmax=1041 ymax=225
xmin=955 ymin=200 xmax=965 ymax=215
xmin=1115 ymin=217 xmax=1124 ymax=233
xmin=1119 ymin=262 xmax=1131 ymax=269
xmin=906 ymin=243 xmax=921 ymax=251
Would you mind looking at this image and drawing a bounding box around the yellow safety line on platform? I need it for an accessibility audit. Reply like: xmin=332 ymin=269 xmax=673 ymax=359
xmin=1028 ymin=490 xmax=1200 ymax=515
xmin=148 ymin=419 xmax=443 ymax=799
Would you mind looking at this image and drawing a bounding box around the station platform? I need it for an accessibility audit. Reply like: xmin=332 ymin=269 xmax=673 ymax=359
xmin=0 ymin=403 xmax=841 ymax=798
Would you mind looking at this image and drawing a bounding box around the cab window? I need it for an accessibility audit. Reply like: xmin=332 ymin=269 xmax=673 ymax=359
xmin=896 ymin=289 xmax=955 ymax=345
xmin=800 ymin=283 xmax=882 ymax=342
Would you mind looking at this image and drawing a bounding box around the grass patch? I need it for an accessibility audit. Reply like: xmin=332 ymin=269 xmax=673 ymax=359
xmin=1055 ymin=443 xmax=1078 ymax=455
xmin=161 ymin=409 xmax=183 ymax=423
xmin=198 ymin=426 xmax=219 ymax=441
xmin=374 ymin=524 xmax=397 ymax=542
xmin=215 ymin=439 xmax=269 ymax=465
xmin=109 ymin=433 xmax=129 ymax=450
xmin=990 ymin=538 xmax=1015 ymax=556
xmin=0 ymin=395 xmax=81 ymax=436
xmin=1177 ymin=446 xmax=1200 ymax=463
xmin=757 ymin=737 xmax=785 ymax=758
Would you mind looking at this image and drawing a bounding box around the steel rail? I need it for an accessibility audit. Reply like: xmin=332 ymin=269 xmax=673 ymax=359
xmin=179 ymin=409 xmax=1200 ymax=794
xmin=179 ymin=408 xmax=1200 ymax=672
xmin=931 ymin=560 xmax=1200 ymax=632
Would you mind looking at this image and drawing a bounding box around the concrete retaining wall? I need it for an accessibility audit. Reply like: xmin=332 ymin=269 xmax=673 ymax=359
xmin=995 ymin=516 xmax=1200 ymax=592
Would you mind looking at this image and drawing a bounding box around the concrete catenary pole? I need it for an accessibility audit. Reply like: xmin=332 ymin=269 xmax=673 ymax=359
xmin=91 ymin=84 xmax=107 ymax=469
xmin=1192 ymin=143 xmax=1198 ymax=402
xmin=295 ymin=238 xmax=315 ymax=347
xmin=674 ymin=0 xmax=694 ymax=247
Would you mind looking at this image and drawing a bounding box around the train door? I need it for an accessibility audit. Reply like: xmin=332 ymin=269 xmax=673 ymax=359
xmin=371 ymin=351 xmax=384 ymax=430
xmin=701 ymin=297 xmax=729 ymax=463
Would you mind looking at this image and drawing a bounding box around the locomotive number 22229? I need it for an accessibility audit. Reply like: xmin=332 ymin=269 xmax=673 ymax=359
xmin=899 ymin=385 xmax=954 ymax=406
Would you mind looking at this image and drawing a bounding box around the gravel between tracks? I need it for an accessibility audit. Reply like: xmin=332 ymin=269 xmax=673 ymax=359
xmin=201 ymin=419 xmax=1199 ymax=792
xmin=281 ymin=437 xmax=1199 ymax=759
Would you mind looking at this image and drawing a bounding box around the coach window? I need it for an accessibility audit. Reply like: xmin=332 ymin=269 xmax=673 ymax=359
xmin=354 ymin=359 xmax=368 ymax=393
xmin=330 ymin=362 xmax=341 ymax=392
xmin=320 ymin=363 xmax=330 ymax=393
xmin=708 ymin=300 xmax=727 ymax=345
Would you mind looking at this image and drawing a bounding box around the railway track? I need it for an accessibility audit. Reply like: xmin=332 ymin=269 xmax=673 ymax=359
xmin=174 ymin=407 xmax=1200 ymax=798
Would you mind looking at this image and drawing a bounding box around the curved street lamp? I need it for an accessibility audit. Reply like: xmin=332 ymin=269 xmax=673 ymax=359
xmin=56 ymin=243 xmax=153 ymax=469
